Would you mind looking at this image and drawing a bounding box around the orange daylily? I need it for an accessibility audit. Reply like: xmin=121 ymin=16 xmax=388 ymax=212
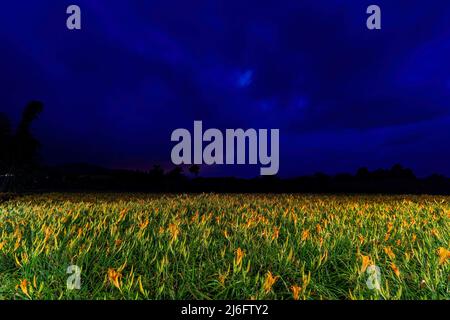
xmin=108 ymin=268 xmax=122 ymax=289
xmin=384 ymin=246 xmax=396 ymax=260
xmin=19 ymin=279 xmax=29 ymax=296
xmin=235 ymin=248 xmax=245 ymax=267
xmin=390 ymin=263 xmax=400 ymax=278
xmin=291 ymin=285 xmax=302 ymax=300
xmin=437 ymin=247 xmax=450 ymax=265
xmin=360 ymin=254 xmax=371 ymax=273
xmin=263 ymin=271 xmax=279 ymax=293
xmin=301 ymin=230 xmax=310 ymax=241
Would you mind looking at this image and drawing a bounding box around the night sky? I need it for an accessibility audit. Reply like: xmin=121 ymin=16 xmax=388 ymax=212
xmin=1 ymin=1 xmax=450 ymax=177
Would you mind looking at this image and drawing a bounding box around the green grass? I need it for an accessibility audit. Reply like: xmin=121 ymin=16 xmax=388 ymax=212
xmin=0 ymin=193 xmax=449 ymax=300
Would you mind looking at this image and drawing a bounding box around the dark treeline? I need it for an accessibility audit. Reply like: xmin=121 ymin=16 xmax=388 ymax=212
xmin=1 ymin=101 xmax=450 ymax=195
xmin=26 ymin=163 xmax=450 ymax=194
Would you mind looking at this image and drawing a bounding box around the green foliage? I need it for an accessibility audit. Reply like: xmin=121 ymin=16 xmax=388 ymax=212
xmin=0 ymin=193 xmax=448 ymax=300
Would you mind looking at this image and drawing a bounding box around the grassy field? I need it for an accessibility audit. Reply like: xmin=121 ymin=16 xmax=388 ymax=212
xmin=0 ymin=193 xmax=448 ymax=300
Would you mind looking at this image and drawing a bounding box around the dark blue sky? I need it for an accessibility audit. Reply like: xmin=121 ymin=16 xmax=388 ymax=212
xmin=1 ymin=1 xmax=450 ymax=177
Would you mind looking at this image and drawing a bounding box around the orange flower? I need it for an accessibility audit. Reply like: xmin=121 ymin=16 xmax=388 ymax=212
xmin=218 ymin=273 xmax=227 ymax=286
xmin=235 ymin=248 xmax=245 ymax=267
xmin=291 ymin=285 xmax=302 ymax=300
xmin=14 ymin=238 xmax=22 ymax=251
xmin=272 ymin=227 xmax=280 ymax=240
xmin=44 ymin=227 xmax=52 ymax=242
xmin=118 ymin=208 xmax=128 ymax=222
xmin=431 ymin=229 xmax=439 ymax=238
xmin=387 ymin=222 xmax=394 ymax=233
xmin=390 ymin=263 xmax=400 ymax=278
xmin=437 ymin=247 xmax=450 ymax=265
xmin=263 ymin=271 xmax=279 ymax=293
xmin=384 ymin=246 xmax=396 ymax=260
xmin=319 ymin=237 xmax=324 ymax=246
xmin=139 ymin=219 xmax=149 ymax=230
xmin=19 ymin=279 xmax=29 ymax=296
xmin=168 ymin=223 xmax=180 ymax=241
xmin=301 ymin=230 xmax=310 ymax=241
xmin=108 ymin=268 xmax=122 ymax=289
xmin=360 ymin=254 xmax=371 ymax=273
xmin=358 ymin=235 xmax=365 ymax=245
xmin=411 ymin=234 xmax=417 ymax=242
xmin=315 ymin=224 xmax=322 ymax=234
xmin=191 ymin=212 xmax=199 ymax=222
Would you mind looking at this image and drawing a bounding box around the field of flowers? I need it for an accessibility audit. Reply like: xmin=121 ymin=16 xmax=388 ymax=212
xmin=0 ymin=193 xmax=448 ymax=300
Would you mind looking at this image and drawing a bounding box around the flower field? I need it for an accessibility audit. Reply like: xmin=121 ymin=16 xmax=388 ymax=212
xmin=0 ymin=193 xmax=448 ymax=300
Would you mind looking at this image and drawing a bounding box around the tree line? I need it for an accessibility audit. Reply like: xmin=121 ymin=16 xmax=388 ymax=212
xmin=1 ymin=101 xmax=450 ymax=194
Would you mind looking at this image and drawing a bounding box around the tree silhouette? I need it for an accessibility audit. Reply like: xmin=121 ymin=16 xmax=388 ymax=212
xmin=149 ymin=164 xmax=164 ymax=180
xmin=189 ymin=164 xmax=200 ymax=177
xmin=356 ymin=167 xmax=370 ymax=180
xmin=390 ymin=163 xmax=415 ymax=180
xmin=13 ymin=101 xmax=44 ymax=169
xmin=167 ymin=166 xmax=184 ymax=179
xmin=0 ymin=113 xmax=12 ymax=173
xmin=0 ymin=101 xmax=44 ymax=192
